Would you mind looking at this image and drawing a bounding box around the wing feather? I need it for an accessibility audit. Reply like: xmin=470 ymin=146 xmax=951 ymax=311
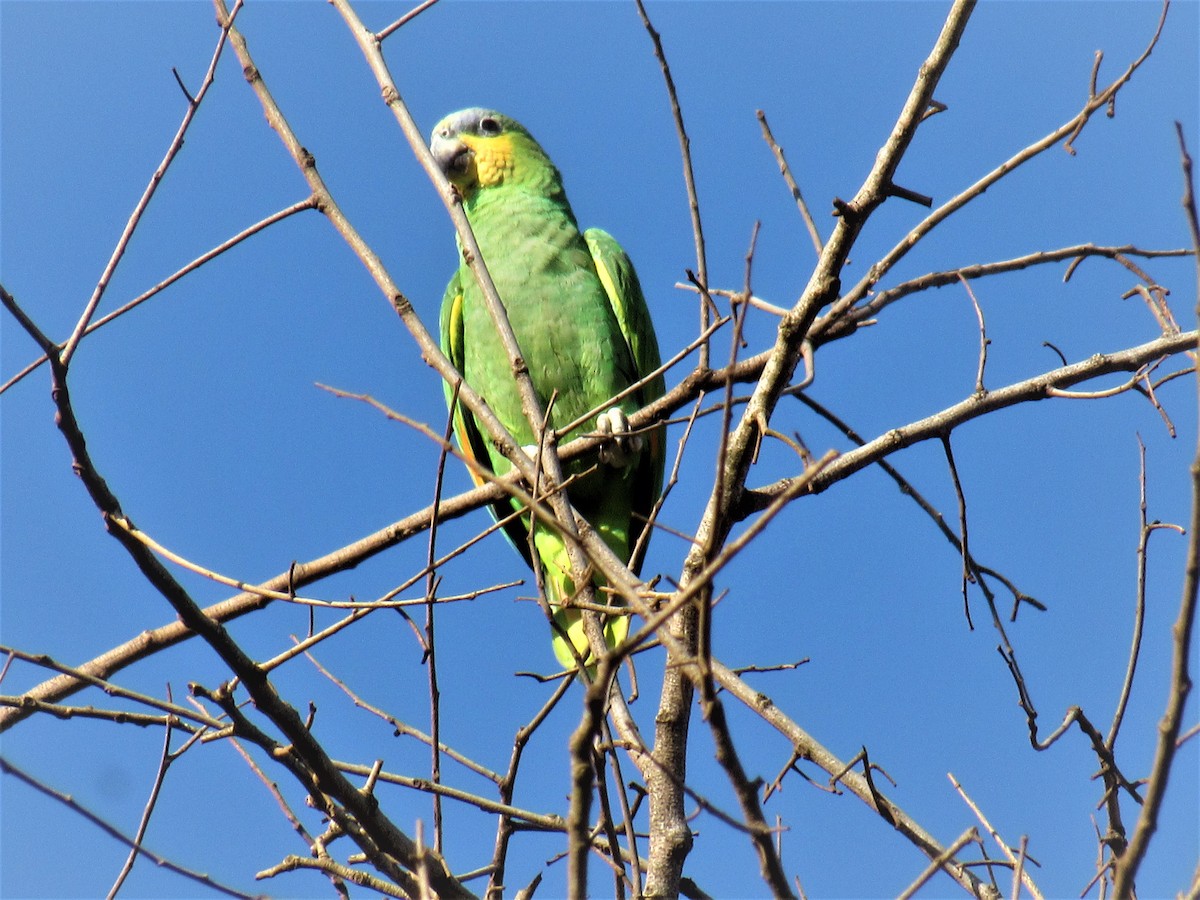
xmin=440 ymin=268 xmax=537 ymax=569
xmin=584 ymin=229 xmax=666 ymax=573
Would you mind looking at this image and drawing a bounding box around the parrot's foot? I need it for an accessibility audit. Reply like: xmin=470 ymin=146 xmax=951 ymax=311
xmin=597 ymin=408 xmax=642 ymax=468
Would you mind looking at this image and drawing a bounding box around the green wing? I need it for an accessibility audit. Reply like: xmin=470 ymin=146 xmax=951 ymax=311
xmin=584 ymin=228 xmax=666 ymax=574
xmin=440 ymin=269 xmax=538 ymax=570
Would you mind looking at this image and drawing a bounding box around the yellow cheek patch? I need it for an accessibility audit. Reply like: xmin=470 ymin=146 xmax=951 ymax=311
xmin=461 ymin=133 xmax=515 ymax=188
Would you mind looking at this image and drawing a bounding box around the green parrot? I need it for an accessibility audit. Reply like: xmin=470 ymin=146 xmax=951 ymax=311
xmin=431 ymin=108 xmax=665 ymax=670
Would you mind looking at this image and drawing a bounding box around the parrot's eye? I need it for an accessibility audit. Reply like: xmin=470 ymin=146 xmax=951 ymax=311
xmin=478 ymin=116 xmax=501 ymax=136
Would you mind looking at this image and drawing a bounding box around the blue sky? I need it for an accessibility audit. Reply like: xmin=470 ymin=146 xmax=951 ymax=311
xmin=2 ymin=1 xmax=1198 ymax=897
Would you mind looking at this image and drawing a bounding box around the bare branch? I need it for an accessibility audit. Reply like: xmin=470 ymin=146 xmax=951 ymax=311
xmin=744 ymin=330 xmax=1199 ymax=514
xmin=825 ymin=1 xmax=1171 ymax=326
xmin=949 ymin=774 xmax=1043 ymax=900
xmin=60 ymin=0 xmax=243 ymax=368
xmin=258 ymin=855 xmax=408 ymax=898
xmin=634 ymin=0 xmax=711 ymax=369
xmin=375 ymin=0 xmax=440 ymax=41
xmin=1 ymin=198 xmax=317 ymax=395
xmin=107 ymin=715 xmax=177 ymax=898
xmin=813 ymin=244 xmax=1193 ymax=344
xmin=0 ymin=755 xmax=261 ymax=899
xmin=957 ymin=274 xmax=990 ymax=394
xmin=896 ymin=827 xmax=981 ymax=900
xmin=756 ymin=109 xmax=824 ymax=258
xmin=713 ymin=659 xmax=997 ymax=897
xmin=1111 ymin=114 xmax=1200 ymax=900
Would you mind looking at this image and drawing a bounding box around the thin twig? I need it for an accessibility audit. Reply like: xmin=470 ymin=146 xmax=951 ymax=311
xmin=756 ymin=109 xmax=823 ymax=258
xmin=107 ymin=713 xmax=177 ymax=898
xmin=425 ymin=391 xmax=460 ymax=853
xmin=1 ymin=755 xmax=260 ymax=899
xmin=60 ymin=0 xmax=243 ymax=367
xmin=791 ymin=392 xmax=1043 ymax=618
xmin=823 ymin=2 xmax=1172 ymax=329
xmin=957 ymin=273 xmax=989 ymax=393
xmin=1011 ymin=835 xmax=1029 ymax=900
xmin=895 ymin=827 xmax=980 ymax=900
xmin=742 ymin=330 xmax=1199 ymax=516
xmin=941 ymin=435 xmax=977 ymax=629
xmin=1111 ymin=117 xmax=1200 ymax=900
xmin=634 ymin=0 xmax=710 ymax=369
xmin=0 ymin=645 xmax=220 ymax=729
xmin=1108 ymin=437 xmax=1169 ymax=748
xmin=713 ymin=658 xmax=994 ymax=897
xmin=697 ymin=687 xmax=794 ymax=897
xmin=487 ymin=675 xmax=574 ymax=898
xmin=949 ymin=773 xmax=1043 ymax=900
xmin=375 ymin=0 xmax=439 ymax=40
xmin=1 ymin=198 xmax=316 ymax=395
xmin=258 ymin=855 xmax=408 ymax=898
xmin=303 ymin=645 xmax=501 ymax=784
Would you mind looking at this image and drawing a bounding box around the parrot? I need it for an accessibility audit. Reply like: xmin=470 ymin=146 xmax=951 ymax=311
xmin=431 ymin=108 xmax=665 ymax=671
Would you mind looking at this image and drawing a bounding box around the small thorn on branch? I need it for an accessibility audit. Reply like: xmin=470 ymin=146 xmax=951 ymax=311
xmin=831 ymin=197 xmax=856 ymax=220
xmin=171 ymin=67 xmax=196 ymax=105
xmin=1042 ymin=341 xmax=1069 ymax=367
xmin=886 ymin=181 xmax=934 ymax=208
xmin=921 ymin=99 xmax=949 ymax=122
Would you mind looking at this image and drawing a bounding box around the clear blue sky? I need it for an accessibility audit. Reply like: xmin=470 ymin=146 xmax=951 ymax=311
xmin=2 ymin=1 xmax=1198 ymax=897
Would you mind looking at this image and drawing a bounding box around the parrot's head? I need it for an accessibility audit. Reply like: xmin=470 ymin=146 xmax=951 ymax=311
xmin=430 ymin=108 xmax=561 ymax=200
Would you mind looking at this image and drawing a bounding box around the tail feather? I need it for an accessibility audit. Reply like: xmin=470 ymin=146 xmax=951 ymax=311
xmin=551 ymin=603 xmax=630 ymax=671
xmin=533 ymin=503 xmax=631 ymax=672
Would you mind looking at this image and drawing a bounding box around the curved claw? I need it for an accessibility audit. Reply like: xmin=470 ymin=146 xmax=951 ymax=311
xmin=597 ymin=407 xmax=642 ymax=468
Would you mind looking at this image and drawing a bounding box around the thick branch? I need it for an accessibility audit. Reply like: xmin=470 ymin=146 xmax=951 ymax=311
xmin=645 ymin=8 xmax=976 ymax=891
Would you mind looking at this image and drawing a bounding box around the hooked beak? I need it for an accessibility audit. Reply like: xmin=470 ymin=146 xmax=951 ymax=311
xmin=431 ymin=130 xmax=473 ymax=184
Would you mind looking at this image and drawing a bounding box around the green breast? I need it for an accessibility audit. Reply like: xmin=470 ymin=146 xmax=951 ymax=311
xmin=458 ymin=188 xmax=639 ymax=481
